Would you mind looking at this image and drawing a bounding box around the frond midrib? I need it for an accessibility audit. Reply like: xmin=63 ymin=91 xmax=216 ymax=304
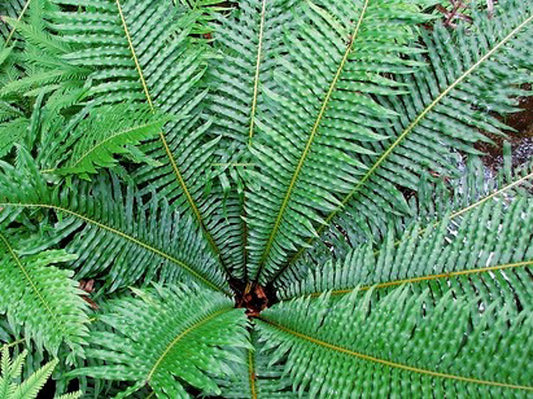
xmin=49 ymin=120 xmax=165 ymax=173
xmin=248 ymin=348 xmax=257 ymax=399
xmin=248 ymin=0 xmax=267 ymax=146
xmin=258 ymin=317 xmax=533 ymax=391
xmin=272 ymin=14 xmax=533 ymax=283
xmin=255 ymin=0 xmax=370 ymax=281
xmin=4 ymin=0 xmax=32 ymax=46
xmin=0 ymin=202 xmax=228 ymax=294
xmin=302 ymin=260 xmax=533 ymax=299
xmin=275 ymin=169 xmax=533 ymax=284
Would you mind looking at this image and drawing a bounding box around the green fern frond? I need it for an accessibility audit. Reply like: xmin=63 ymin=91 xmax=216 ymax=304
xmin=0 ymin=0 xmax=30 ymax=44
xmin=276 ymin=155 xmax=533 ymax=287
xmin=258 ymin=285 xmax=532 ymax=397
xmin=218 ymin=333 xmax=297 ymax=399
xmin=280 ymin=196 xmax=533 ymax=301
xmin=274 ymin=0 xmax=533 ymax=282
xmin=0 ymin=348 xmax=81 ymax=399
xmin=205 ymin=0 xmax=303 ymax=279
xmin=75 ymin=284 xmax=250 ymax=398
xmin=0 ymin=0 xmax=90 ymax=99
xmin=0 ymin=153 xmax=231 ymax=294
xmin=207 ymin=0 xmax=300 ymax=150
xmin=0 ymin=233 xmax=89 ymax=358
xmin=0 ymin=116 xmax=28 ymax=158
xmin=42 ymin=104 xmax=170 ymax=178
xmin=48 ymin=0 xmax=247 ymax=276
xmin=245 ymin=0 xmax=433 ymax=284
xmin=0 ymin=0 xmax=532 ymax=396
xmin=0 ymin=349 xmax=56 ymax=399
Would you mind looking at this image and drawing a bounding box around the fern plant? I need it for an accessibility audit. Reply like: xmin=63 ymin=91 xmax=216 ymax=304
xmin=0 ymin=0 xmax=532 ymax=397
xmin=0 ymin=347 xmax=81 ymax=399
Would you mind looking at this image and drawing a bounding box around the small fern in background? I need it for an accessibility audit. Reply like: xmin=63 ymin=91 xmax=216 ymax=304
xmin=0 ymin=348 xmax=80 ymax=399
xmin=0 ymin=0 xmax=532 ymax=397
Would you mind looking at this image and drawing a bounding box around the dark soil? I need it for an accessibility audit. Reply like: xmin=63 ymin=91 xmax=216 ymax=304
xmin=476 ymin=86 xmax=533 ymax=171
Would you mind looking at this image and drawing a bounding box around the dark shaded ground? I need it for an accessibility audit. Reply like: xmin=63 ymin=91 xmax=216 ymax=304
xmin=476 ymin=85 xmax=533 ymax=171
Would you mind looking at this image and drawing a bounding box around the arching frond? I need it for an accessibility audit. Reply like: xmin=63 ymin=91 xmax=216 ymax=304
xmin=280 ymin=196 xmax=533 ymax=301
xmin=0 ymin=233 xmax=89 ymax=358
xmin=258 ymin=286 xmax=532 ymax=397
xmin=275 ymin=1 xmax=533 ymax=283
xmin=0 ymin=152 xmax=230 ymax=293
xmin=245 ymin=0 xmax=432 ymax=284
xmin=275 ymin=156 xmax=533 ymax=287
xmin=76 ymin=284 xmax=249 ymax=398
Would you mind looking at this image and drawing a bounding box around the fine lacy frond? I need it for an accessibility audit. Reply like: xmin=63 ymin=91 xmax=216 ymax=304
xmin=0 ymin=348 xmax=82 ymax=399
xmin=75 ymin=284 xmax=249 ymax=398
xmin=0 ymin=0 xmax=90 ymax=99
xmin=0 ymin=108 xmax=27 ymax=158
xmin=41 ymin=104 xmax=170 ymax=179
xmin=0 ymin=233 xmax=89 ymax=358
xmin=245 ymin=0 xmax=433 ymax=284
xmin=258 ymin=286 xmax=532 ymax=397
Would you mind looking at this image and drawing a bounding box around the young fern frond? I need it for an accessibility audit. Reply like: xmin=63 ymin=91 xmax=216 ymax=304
xmin=0 ymin=233 xmax=89 ymax=358
xmin=75 ymin=284 xmax=249 ymax=398
xmin=41 ymin=104 xmax=170 ymax=178
xmin=0 ymin=348 xmax=82 ymax=399
xmin=270 ymin=1 xmax=533 ymax=284
xmin=0 ymin=1 xmax=90 ymax=99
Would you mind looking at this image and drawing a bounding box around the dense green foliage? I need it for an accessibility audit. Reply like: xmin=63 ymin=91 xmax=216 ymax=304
xmin=0 ymin=0 xmax=531 ymax=397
